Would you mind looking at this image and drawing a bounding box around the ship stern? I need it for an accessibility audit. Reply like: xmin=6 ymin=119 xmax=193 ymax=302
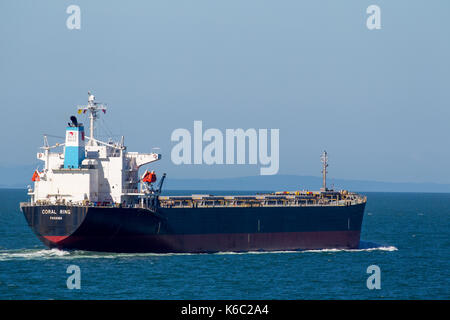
xmin=20 ymin=203 xmax=88 ymax=249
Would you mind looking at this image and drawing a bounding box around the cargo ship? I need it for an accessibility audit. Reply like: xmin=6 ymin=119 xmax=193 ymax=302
xmin=20 ymin=93 xmax=366 ymax=253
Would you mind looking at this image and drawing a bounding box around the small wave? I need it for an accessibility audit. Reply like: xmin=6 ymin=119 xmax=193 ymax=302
xmin=0 ymin=241 xmax=396 ymax=260
xmin=60 ymin=252 xmax=198 ymax=259
xmin=215 ymin=241 xmax=397 ymax=255
xmin=357 ymin=240 xmax=398 ymax=251
xmin=0 ymin=248 xmax=198 ymax=261
xmin=215 ymin=250 xmax=299 ymax=255
xmin=0 ymin=248 xmax=70 ymax=261
xmin=294 ymin=241 xmax=397 ymax=253
xmin=300 ymin=246 xmax=398 ymax=254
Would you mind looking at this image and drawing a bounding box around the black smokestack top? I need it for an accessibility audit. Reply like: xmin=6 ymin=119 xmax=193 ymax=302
xmin=70 ymin=116 xmax=78 ymax=127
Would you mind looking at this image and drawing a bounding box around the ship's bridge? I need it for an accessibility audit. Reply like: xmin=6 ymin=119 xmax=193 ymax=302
xmin=29 ymin=93 xmax=161 ymax=206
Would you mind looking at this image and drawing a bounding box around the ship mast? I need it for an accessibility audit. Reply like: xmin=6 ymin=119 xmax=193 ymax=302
xmin=77 ymin=91 xmax=107 ymax=146
xmin=321 ymin=150 xmax=328 ymax=192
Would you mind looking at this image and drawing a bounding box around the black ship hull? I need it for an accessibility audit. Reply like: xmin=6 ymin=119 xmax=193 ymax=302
xmin=20 ymin=203 xmax=366 ymax=253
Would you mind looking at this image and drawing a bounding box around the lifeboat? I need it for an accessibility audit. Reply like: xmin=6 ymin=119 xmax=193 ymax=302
xmin=31 ymin=170 xmax=41 ymax=182
xmin=142 ymin=170 xmax=157 ymax=183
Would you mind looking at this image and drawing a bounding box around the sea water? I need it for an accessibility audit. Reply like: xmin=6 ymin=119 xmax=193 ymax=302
xmin=0 ymin=189 xmax=448 ymax=299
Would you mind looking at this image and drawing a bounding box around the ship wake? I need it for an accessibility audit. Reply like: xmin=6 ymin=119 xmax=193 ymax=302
xmin=0 ymin=248 xmax=70 ymax=261
xmin=215 ymin=241 xmax=397 ymax=255
xmin=0 ymin=248 xmax=198 ymax=261
xmin=0 ymin=241 xmax=397 ymax=261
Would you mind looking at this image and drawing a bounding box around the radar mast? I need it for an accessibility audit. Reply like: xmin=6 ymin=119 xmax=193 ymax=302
xmin=77 ymin=91 xmax=107 ymax=146
xmin=321 ymin=150 xmax=328 ymax=192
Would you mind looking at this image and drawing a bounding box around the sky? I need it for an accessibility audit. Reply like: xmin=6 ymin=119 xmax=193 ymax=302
xmin=0 ymin=1 xmax=449 ymax=183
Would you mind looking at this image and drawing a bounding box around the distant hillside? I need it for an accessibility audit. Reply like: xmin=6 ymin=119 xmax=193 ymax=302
xmin=1 ymin=165 xmax=450 ymax=193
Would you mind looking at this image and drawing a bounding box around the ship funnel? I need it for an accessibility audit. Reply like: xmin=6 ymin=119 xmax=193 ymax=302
xmin=70 ymin=116 xmax=78 ymax=127
xmin=64 ymin=121 xmax=85 ymax=169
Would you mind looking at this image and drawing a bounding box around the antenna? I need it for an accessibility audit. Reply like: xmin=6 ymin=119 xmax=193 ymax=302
xmin=77 ymin=91 xmax=107 ymax=146
xmin=43 ymin=135 xmax=49 ymax=148
xmin=321 ymin=150 xmax=328 ymax=192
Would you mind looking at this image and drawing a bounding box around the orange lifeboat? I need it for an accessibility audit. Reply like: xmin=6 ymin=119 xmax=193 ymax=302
xmin=142 ymin=170 xmax=157 ymax=183
xmin=31 ymin=170 xmax=40 ymax=182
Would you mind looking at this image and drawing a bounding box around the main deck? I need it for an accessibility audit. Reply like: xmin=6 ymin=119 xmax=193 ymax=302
xmin=158 ymin=191 xmax=366 ymax=209
xmin=21 ymin=190 xmax=366 ymax=210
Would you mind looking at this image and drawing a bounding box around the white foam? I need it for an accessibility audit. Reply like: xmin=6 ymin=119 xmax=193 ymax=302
xmin=215 ymin=250 xmax=299 ymax=255
xmin=0 ymin=241 xmax=397 ymax=260
xmin=300 ymin=246 xmax=398 ymax=253
xmin=0 ymin=249 xmax=198 ymax=261
xmin=214 ymin=241 xmax=398 ymax=255
xmin=0 ymin=248 xmax=69 ymax=261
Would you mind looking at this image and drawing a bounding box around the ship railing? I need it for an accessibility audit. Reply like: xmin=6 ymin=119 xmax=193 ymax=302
xmin=23 ymin=194 xmax=366 ymax=209
xmin=122 ymin=189 xmax=141 ymax=194
xmin=21 ymin=200 xmax=131 ymax=208
xmin=158 ymin=196 xmax=366 ymax=209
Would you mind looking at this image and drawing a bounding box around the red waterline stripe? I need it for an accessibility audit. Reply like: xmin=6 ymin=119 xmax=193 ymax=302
xmin=43 ymin=236 xmax=69 ymax=243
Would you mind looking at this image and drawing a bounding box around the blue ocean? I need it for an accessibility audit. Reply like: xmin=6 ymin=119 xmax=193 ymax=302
xmin=0 ymin=189 xmax=448 ymax=300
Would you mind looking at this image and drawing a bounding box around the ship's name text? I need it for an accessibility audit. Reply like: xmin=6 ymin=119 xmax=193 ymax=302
xmin=42 ymin=209 xmax=72 ymax=215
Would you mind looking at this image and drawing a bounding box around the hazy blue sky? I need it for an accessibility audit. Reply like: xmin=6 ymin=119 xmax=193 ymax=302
xmin=1 ymin=1 xmax=449 ymax=183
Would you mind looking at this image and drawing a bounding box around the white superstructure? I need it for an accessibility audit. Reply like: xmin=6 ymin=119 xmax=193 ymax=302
xmin=29 ymin=93 xmax=160 ymax=206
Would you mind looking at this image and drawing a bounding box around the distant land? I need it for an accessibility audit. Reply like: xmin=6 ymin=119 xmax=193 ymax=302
xmin=1 ymin=165 xmax=450 ymax=193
